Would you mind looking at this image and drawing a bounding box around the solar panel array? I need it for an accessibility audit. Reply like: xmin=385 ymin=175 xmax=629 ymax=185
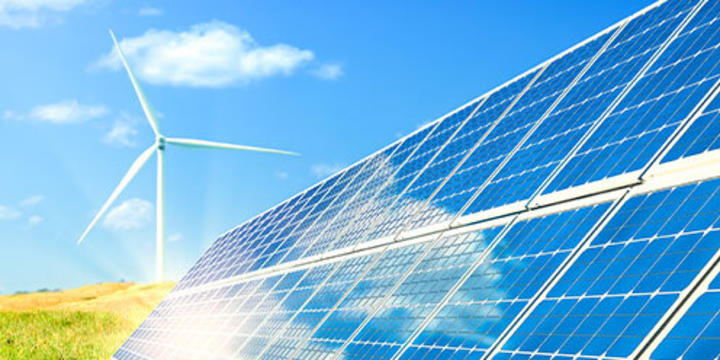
xmin=115 ymin=0 xmax=720 ymax=359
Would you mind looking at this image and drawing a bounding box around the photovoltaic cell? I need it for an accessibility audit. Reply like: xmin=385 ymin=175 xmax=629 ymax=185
xmin=337 ymin=227 xmax=505 ymax=359
xmin=367 ymin=70 xmax=538 ymax=241
xmin=498 ymin=178 xmax=720 ymax=359
xmin=259 ymin=254 xmax=379 ymax=359
xmin=652 ymin=269 xmax=720 ymax=359
xmin=408 ymin=31 xmax=613 ymax=229
xmin=328 ymin=123 xmax=439 ymax=251
xmin=292 ymin=243 xmax=430 ymax=359
xmin=544 ymin=0 xmax=720 ymax=193
xmin=228 ymin=265 xmax=336 ymax=359
xmin=277 ymin=163 xmax=367 ymax=263
xmin=663 ymin=93 xmax=720 ymax=163
xmin=358 ymin=99 xmax=483 ymax=242
xmin=461 ymin=0 xmax=699 ymax=217
xmin=401 ymin=202 xmax=611 ymax=360
xmin=298 ymin=144 xmax=401 ymax=258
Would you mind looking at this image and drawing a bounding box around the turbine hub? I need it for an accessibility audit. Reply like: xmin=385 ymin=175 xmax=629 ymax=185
xmin=157 ymin=137 xmax=166 ymax=151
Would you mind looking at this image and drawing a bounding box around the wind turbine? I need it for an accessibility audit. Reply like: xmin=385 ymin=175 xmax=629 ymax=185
xmin=77 ymin=30 xmax=299 ymax=282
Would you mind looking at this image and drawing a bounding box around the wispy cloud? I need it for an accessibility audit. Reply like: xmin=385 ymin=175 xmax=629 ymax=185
xmin=168 ymin=233 xmax=182 ymax=242
xmin=0 ymin=205 xmax=21 ymax=220
xmin=103 ymin=118 xmax=138 ymax=147
xmin=20 ymin=194 xmax=44 ymax=207
xmin=28 ymin=215 xmax=44 ymax=226
xmin=311 ymin=163 xmax=345 ymax=179
xmin=138 ymin=6 xmax=162 ymax=16
xmin=275 ymin=171 xmax=289 ymax=180
xmin=102 ymin=198 xmax=153 ymax=230
xmin=92 ymin=21 xmax=315 ymax=87
xmin=312 ymin=63 xmax=343 ymax=80
xmin=4 ymin=100 xmax=108 ymax=124
xmin=0 ymin=0 xmax=90 ymax=29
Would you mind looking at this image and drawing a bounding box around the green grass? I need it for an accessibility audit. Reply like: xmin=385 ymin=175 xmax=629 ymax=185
xmin=0 ymin=282 xmax=175 ymax=360
xmin=0 ymin=310 xmax=126 ymax=359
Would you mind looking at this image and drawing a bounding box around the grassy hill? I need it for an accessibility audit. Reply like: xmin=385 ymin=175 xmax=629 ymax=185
xmin=0 ymin=282 xmax=175 ymax=360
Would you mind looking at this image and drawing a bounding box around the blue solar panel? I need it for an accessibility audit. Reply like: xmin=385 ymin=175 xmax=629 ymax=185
xmin=663 ymin=93 xmax=720 ymax=163
xmin=367 ymin=70 xmax=538 ymax=241
xmin=337 ymin=227 xmax=506 ymax=359
xmin=115 ymin=1 xmax=720 ymax=359
xmin=459 ymin=0 xmax=701 ymax=218
xmin=328 ymin=123 xmax=439 ymax=251
xmin=229 ymin=264 xmax=336 ymax=358
xmin=259 ymin=254 xmax=380 ymax=359
xmin=409 ymin=31 xmax=614 ymax=229
xmin=358 ymin=99 xmax=484 ymax=241
xmin=652 ymin=269 xmax=720 ymax=359
xmin=297 ymin=144 xmax=402 ymax=258
xmin=401 ymin=202 xmax=611 ymax=360
xmin=498 ymin=178 xmax=720 ymax=359
xmin=292 ymin=243 xmax=430 ymax=358
xmin=544 ymin=0 xmax=719 ymax=193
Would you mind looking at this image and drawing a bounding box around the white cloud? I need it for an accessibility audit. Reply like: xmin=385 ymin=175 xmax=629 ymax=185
xmin=168 ymin=233 xmax=182 ymax=242
xmin=19 ymin=194 xmax=44 ymax=207
xmin=5 ymin=100 xmax=108 ymax=124
xmin=103 ymin=119 xmax=138 ymax=147
xmin=312 ymin=63 xmax=343 ymax=80
xmin=275 ymin=171 xmax=289 ymax=180
xmin=0 ymin=0 xmax=89 ymax=29
xmin=0 ymin=205 xmax=21 ymax=220
xmin=138 ymin=6 xmax=162 ymax=16
xmin=28 ymin=215 xmax=44 ymax=226
xmin=102 ymin=198 xmax=153 ymax=230
xmin=311 ymin=163 xmax=345 ymax=179
xmin=93 ymin=22 xmax=315 ymax=87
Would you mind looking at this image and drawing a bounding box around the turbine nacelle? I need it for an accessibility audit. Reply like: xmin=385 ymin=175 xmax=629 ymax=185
xmin=76 ymin=29 xmax=300 ymax=282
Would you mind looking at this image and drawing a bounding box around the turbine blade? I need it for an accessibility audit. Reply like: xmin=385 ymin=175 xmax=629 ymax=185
xmin=109 ymin=29 xmax=161 ymax=136
xmin=77 ymin=144 xmax=156 ymax=245
xmin=165 ymin=137 xmax=300 ymax=156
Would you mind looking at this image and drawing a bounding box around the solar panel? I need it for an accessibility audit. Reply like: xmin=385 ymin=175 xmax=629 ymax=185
xmin=651 ymin=269 xmax=720 ymax=359
xmin=408 ymin=30 xmax=615 ymax=228
xmin=543 ymin=0 xmax=720 ymax=193
xmin=114 ymin=1 xmax=720 ymax=359
xmin=497 ymin=178 xmax=720 ymax=359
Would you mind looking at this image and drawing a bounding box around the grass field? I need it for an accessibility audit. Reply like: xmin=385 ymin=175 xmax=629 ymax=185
xmin=0 ymin=282 xmax=175 ymax=359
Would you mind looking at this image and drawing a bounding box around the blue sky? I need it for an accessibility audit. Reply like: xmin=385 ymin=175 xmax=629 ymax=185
xmin=0 ymin=0 xmax=653 ymax=293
